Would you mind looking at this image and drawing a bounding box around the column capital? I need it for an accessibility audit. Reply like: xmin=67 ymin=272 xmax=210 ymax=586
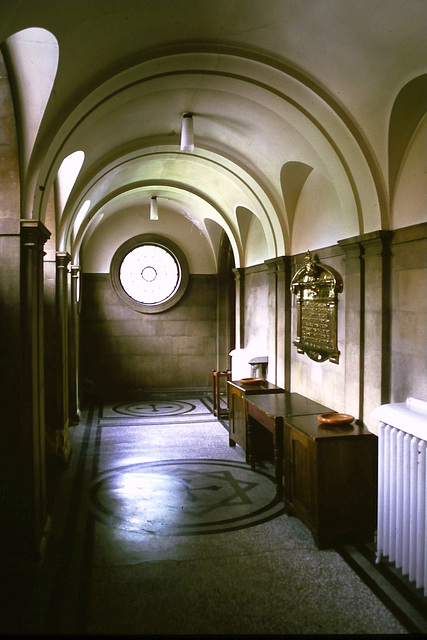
xmin=338 ymin=230 xmax=393 ymax=257
xmin=264 ymin=257 xmax=279 ymax=274
xmin=337 ymin=237 xmax=364 ymax=260
xmin=360 ymin=230 xmax=393 ymax=257
xmin=276 ymin=255 xmax=290 ymax=273
xmin=56 ymin=251 xmax=72 ymax=267
xmin=232 ymin=267 xmax=245 ymax=281
xmin=20 ymin=219 xmax=51 ymax=248
xmin=264 ymin=255 xmax=290 ymax=272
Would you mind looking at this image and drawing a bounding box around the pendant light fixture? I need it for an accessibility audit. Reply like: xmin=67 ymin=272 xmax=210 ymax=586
xmin=150 ymin=196 xmax=159 ymax=220
xmin=180 ymin=112 xmax=194 ymax=151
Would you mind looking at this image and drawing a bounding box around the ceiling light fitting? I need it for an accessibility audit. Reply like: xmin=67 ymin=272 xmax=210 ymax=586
xmin=180 ymin=112 xmax=194 ymax=151
xmin=150 ymin=196 xmax=159 ymax=220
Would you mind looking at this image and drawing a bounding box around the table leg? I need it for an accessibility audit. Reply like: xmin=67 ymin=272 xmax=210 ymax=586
xmin=211 ymin=370 xmax=217 ymax=416
xmin=215 ymin=374 xmax=221 ymax=416
xmin=247 ymin=415 xmax=255 ymax=470
xmin=273 ymin=425 xmax=283 ymax=497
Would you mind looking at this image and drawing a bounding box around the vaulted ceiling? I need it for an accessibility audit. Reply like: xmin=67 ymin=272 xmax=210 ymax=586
xmin=1 ymin=0 xmax=426 ymax=269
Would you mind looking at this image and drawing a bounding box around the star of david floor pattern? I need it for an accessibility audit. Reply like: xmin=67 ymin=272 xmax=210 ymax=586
xmin=89 ymin=458 xmax=285 ymax=535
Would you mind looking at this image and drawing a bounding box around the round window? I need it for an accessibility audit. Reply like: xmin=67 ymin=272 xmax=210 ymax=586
xmin=111 ymin=235 xmax=189 ymax=313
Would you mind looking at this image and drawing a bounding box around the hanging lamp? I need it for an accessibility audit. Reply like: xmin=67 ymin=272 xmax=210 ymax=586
xmin=150 ymin=196 xmax=159 ymax=220
xmin=180 ymin=113 xmax=194 ymax=151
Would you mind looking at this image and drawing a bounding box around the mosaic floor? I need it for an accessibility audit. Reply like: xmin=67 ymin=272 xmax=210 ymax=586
xmin=89 ymin=457 xmax=285 ymax=536
xmin=22 ymin=392 xmax=425 ymax=635
xmin=100 ymin=397 xmax=217 ymax=424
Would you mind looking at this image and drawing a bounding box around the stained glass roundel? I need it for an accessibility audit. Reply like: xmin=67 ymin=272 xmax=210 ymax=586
xmin=111 ymin=235 xmax=189 ymax=313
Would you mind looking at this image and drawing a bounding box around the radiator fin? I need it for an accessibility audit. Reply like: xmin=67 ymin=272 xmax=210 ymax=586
xmin=377 ymin=423 xmax=427 ymax=596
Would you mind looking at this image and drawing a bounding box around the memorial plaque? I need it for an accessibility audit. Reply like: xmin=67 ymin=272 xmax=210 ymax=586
xmin=291 ymin=251 xmax=343 ymax=363
xmin=301 ymin=301 xmax=331 ymax=343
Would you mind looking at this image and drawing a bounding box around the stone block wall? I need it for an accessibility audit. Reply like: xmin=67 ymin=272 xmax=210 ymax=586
xmin=80 ymin=273 xmax=218 ymax=397
xmin=390 ymin=222 xmax=427 ymax=403
xmin=79 ymin=223 xmax=427 ymax=413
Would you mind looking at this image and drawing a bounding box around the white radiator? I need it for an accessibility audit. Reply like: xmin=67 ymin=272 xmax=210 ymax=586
xmin=371 ymin=397 xmax=427 ymax=596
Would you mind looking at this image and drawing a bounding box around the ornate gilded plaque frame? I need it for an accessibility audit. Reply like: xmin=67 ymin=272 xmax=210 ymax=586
xmin=291 ymin=251 xmax=343 ymax=363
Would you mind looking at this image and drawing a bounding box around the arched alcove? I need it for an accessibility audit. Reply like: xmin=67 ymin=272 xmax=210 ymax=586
xmin=392 ymin=114 xmax=427 ymax=228
xmin=389 ymin=75 xmax=427 ymax=206
xmin=236 ymin=206 xmax=254 ymax=248
xmin=280 ymin=161 xmax=313 ymax=237
xmin=245 ymin=217 xmax=269 ymax=267
xmin=291 ymin=171 xmax=353 ymax=254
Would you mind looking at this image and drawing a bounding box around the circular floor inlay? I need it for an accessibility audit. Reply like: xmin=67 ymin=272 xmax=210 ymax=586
xmin=113 ymin=401 xmax=196 ymax=417
xmin=89 ymin=459 xmax=285 ymax=535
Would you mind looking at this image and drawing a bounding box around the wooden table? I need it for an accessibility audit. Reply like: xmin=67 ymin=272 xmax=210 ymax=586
xmin=227 ymin=380 xmax=283 ymax=454
xmin=245 ymin=392 xmax=333 ymax=497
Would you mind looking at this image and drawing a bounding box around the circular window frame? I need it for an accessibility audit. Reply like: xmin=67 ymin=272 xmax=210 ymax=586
xmin=111 ymin=234 xmax=189 ymax=314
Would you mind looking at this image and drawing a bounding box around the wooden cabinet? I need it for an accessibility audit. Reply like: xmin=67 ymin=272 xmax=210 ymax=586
xmin=227 ymin=380 xmax=283 ymax=455
xmin=286 ymin=426 xmax=314 ymax=527
xmin=283 ymin=414 xmax=377 ymax=549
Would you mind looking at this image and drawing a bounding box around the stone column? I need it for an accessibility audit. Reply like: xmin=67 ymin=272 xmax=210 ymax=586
xmin=338 ymin=237 xmax=364 ymax=422
xmin=43 ymin=249 xmax=58 ymax=456
xmin=264 ymin=256 xmax=291 ymax=388
xmin=361 ymin=231 xmax=392 ymax=431
xmin=265 ymin=259 xmax=278 ymax=384
xmin=233 ymin=267 xmax=245 ymax=349
xmin=69 ymin=265 xmax=81 ymax=424
xmin=55 ymin=252 xmax=72 ymax=462
xmin=20 ymin=220 xmax=51 ymax=565
xmin=277 ymin=256 xmax=292 ymax=390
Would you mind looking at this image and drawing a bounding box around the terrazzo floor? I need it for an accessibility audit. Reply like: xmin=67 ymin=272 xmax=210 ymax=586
xmin=24 ymin=392 xmax=409 ymax=635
